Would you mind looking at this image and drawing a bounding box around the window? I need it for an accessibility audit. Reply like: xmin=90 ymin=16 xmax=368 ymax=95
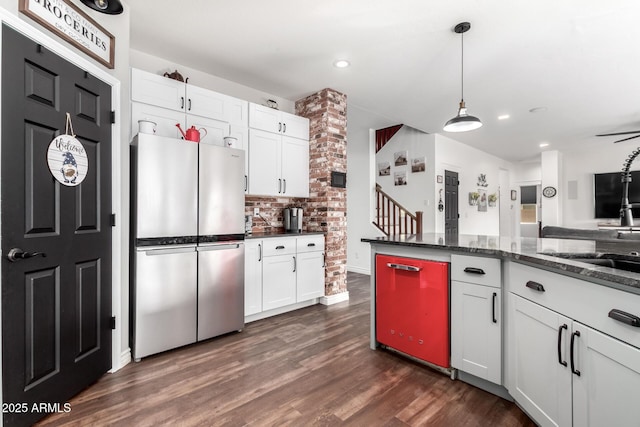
xmin=520 ymin=185 xmax=538 ymax=224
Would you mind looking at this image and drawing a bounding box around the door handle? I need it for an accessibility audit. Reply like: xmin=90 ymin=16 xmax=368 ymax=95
xmin=188 ymin=98 xmax=192 ymax=111
xmin=278 ymin=122 xmax=282 ymax=132
xmin=278 ymin=179 xmax=282 ymax=193
xmin=283 ymin=179 xmax=287 ymax=194
xmin=570 ymin=330 xmax=581 ymax=376
xmin=293 ymin=256 xmax=296 ymax=272
xmin=557 ymin=324 xmax=568 ymax=367
xmin=7 ymin=248 xmax=46 ymax=262
xmin=492 ymin=292 xmax=497 ymax=323
xmin=283 ymin=123 xmax=287 ymax=133
xmin=180 ymin=96 xmax=184 ymax=109
xmin=196 ymin=244 xmax=240 ymax=252
xmin=608 ymin=309 xmax=640 ymax=327
xmin=464 ymin=267 xmax=485 ymax=275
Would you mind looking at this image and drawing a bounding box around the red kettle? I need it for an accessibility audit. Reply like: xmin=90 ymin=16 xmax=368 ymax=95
xmin=176 ymin=123 xmax=207 ymax=143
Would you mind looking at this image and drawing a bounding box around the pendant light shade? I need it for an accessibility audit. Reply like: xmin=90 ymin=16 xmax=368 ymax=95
xmin=80 ymin=0 xmax=123 ymax=15
xmin=443 ymin=22 xmax=482 ymax=133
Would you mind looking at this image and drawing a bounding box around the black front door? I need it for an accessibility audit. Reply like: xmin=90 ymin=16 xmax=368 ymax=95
xmin=1 ymin=25 xmax=112 ymax=426
xmin=444 ymin=170 xmax=459 ymax=236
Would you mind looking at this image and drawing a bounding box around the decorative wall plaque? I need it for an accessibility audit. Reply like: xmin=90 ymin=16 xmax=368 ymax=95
xmin=20 ymin=0 xmax=115 ymax=68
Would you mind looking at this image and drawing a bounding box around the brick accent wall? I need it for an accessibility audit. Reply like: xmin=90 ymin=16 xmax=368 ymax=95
xmin=244 ymin=196 xmax=307 ymax=234
xmin=296 ymin=88 xmax=348 ymax=296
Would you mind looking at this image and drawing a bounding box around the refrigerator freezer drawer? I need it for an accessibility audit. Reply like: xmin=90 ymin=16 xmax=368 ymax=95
xmin=134 ymin=246 xmax=198 ymax=359
xmin=375 ymin=254 xmax=450 ymax=368
xmin=197 ymin=243 xmax=245 ymax=341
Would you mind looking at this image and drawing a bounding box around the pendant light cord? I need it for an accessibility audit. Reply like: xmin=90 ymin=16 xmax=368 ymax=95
xmin=460 ymin=30 xmax=464 ymax=102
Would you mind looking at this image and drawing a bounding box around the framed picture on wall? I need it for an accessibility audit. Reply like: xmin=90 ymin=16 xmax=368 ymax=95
xmin=378 ymin=162 xmax=390 ymax=176
xmin=394 ymin=171 xmax=407 ymax=186
xmin=394 ymin=150 xmax=408 ymax=166
xmin=411 ymin=157 xmax=426 ymax=173
xmin=478 ymin=189 xmax=487 ymax=212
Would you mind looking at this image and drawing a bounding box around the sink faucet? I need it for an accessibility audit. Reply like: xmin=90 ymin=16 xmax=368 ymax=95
xmin=620 ymin=147 xmax=640 ymax=226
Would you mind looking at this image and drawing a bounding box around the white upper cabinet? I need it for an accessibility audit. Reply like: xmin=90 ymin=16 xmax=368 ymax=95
xmin=131 ymin=102 xmax=184 ymax=140
xmin=131 ymin=67 xmax=248 ymax=130
xmin=249 ymin=103 xmax=309 ymax=140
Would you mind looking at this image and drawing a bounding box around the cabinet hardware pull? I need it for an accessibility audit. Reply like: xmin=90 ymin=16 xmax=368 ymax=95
xmin=557 ymin=324 xmax=568 ymax=367
xmin=608 ymin=309 xmax=640 ymax=327
xmin=570 ymin=330 xmax=581 ymax=376
xmin=525 ymin=281 xmax=545 ymax=292
xmin=307 ymin=243 xmax=316 ymax=247
xmin=245 ymin=175 xmax=248 ymax=192
xmin=492 ymin=292 xmax=497 ymax=323
xmin=387 ymin=263 xmax=421 ymax=272
xmin=293 ymin=255 xmax=296 ymax=272
xmin=188 ymin=98 xmax=192 ymax=111
xmin=278 ymin=179 xmax=282 ymax=193
xmin=278 ymin=122 xmax=282 ymax=132
xmin=275 ymin=245 xmax=285 ymax=250
xmin=283 ymin=179 xmax=287 ymax=194
xmin=283 ymin=123 xmax=287 ymax=133
xmin=180 ymin=96 xmax=184 ymax=109
xmin=464 ymin=267 xmax=485 ymax=275
xmin=258 ymin=244 xmax=262 ymax=262
xmin=322 ymin=252 xmax=326 ymax=267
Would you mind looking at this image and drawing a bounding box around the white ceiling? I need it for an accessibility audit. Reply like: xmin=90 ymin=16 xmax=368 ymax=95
xmin=128 ymin=0 xmax=640 ymax=162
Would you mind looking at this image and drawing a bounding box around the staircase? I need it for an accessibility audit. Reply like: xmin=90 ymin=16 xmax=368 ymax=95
xmin=373 ymin=184 xmax=423 ymax=236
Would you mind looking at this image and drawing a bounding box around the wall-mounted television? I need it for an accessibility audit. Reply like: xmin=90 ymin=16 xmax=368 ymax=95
xmin=594 ymin=171 xmax=640 ymax=219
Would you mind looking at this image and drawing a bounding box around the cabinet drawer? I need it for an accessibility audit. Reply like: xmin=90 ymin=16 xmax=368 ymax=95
xmin=451 ymin=254 xmax=501 ymax=287
xmin=297 ymin=235 xmax=324 ymax=253
xmin=262 ymin=237 xmax=296 ymax=256
xmin=508 ymin=261 xmax=640 ymax=349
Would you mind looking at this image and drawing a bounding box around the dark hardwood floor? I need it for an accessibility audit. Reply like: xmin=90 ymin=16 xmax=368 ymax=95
xmin=37 ymin=272 xmax=535 ymax=426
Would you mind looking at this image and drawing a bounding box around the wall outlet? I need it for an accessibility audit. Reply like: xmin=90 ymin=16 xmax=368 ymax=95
xmin=253 ymin=207 xmax=259 ymax=217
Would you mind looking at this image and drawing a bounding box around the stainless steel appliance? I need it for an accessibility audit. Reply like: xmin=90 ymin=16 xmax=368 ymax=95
xmin=283 ymin=207 xmax=303 ymax=233
xmin=131 ymin=133 xmax=245 ymax=360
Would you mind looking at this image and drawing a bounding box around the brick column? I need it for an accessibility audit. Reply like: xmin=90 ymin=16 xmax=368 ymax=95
xmin=295 ymin=89 xmax=347 ymax=296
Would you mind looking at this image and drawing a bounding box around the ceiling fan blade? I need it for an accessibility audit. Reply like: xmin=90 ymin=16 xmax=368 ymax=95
xmin=596 ymin=130 xmax=640 ymax=137
xmin=614 ymin=134 xmax=640 ymax=143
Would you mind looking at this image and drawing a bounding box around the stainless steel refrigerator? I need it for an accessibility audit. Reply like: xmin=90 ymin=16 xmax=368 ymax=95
xmin=131 ymin=133 xmax=245 ymax=360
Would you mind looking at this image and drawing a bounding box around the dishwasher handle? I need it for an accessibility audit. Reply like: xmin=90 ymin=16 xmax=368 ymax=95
xmin=197 ymin=244 xmax=241 ymax=252
xmin=387 ymin=263 xmax=421 ymax=272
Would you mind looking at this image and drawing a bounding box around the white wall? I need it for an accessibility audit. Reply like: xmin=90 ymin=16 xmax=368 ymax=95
xmin=346 ymin=104 xmax=396 ymax=275
xmin=375 ymin=126 xmax=436 ymax=232
xmin=435 ymin=134 xmax=514 ymax=236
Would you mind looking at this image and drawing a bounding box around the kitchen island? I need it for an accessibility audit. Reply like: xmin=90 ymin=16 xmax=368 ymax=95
xmin=362 ymin=233 xmax=640 ymax=427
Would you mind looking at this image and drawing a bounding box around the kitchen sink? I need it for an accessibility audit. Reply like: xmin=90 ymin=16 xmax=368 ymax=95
xmin=540 ymin=252 xmax=640 ymax=274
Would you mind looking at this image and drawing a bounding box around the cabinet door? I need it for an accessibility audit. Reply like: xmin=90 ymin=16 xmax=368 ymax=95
xmin=263 ymin=254 xmax=296 ymax=311
xmin=185 ymin=84 xmax=226 ymax=121
xmin=226 ymin=96 xmax=248 ymax=126
xmin=281 ymin=111 xmax=309 ymax=140
xmin=186 ymin=115 xmax=228 ymax=147
xmin=244 ymin=240 xmax=263 ymax=316
xmin=573 ymin=323 xmax=640 ymax=427
xmin=296 ymin=251 xmax=325 ymax=302
xmin=508 ymin=294 xmax=572 ymax=427
xmin=281 ymin=135 xmax=309 ymax=197
xmin=131 ymin=102 xmax=184 ymax=140
xmin=451 ymin=281 xmax=501 ymax=384
xmin=249 ymin=102 xmax=281 ymax=133
xmin=248 ymin=128 xmax=281 ymax=196
xmin=131 ymin=68 xmax=185 ymax=112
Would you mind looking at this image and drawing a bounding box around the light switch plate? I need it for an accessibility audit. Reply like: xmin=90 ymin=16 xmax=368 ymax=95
xmin=254 ymin=207 xmax=259 ymax=217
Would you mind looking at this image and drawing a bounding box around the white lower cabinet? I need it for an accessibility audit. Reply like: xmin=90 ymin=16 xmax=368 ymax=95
xmin=509 ymin=293 xmax=572 ymax=427
xmin=451 ymin=281 xmax=501 ymax=384
xmin=506 ymin=261 xmax=640 ymax=427
xmin=244 ymin=235 xmax=325 ymax=320
xmin=450 ymin=254 xmax=502 ymax=385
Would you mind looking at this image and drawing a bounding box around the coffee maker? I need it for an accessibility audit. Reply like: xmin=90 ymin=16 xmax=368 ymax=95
xmin=283 ymin=207 xmax=303 ymax=233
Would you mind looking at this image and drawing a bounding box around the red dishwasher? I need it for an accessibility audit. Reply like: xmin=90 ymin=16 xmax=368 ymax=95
xmin=375 ymin=254 xmax=449 ymax=368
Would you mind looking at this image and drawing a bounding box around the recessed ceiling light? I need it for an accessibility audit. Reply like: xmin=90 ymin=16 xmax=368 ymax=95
xmin=498 ymin=114 xmax=510 ymax=120
xmin=539 ymin=142 xmax=549 ymax=148
xmin=529 ymin=107 xmax=548 ymax=113
xmin=333 ymin=59 xmax=350 ymax=68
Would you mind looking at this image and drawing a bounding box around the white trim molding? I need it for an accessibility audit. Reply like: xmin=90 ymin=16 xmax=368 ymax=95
xmin=320 ymin=291 xmax=350 ymax=306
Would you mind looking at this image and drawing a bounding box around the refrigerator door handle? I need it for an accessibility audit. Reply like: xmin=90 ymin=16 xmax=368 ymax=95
xmin=197 ymin=244 xmax=241 ymax=252
xmin=142 ymin=246 xmax=196 ymax=256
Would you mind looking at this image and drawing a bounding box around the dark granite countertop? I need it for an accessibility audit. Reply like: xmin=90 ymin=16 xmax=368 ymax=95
xmin=362 ymin=233 xmax=640 ymax=294
xmin=246 ymin=231 xmax=325 ymax=239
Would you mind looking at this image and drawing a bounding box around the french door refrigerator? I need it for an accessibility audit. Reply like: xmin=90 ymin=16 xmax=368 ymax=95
xmin=131 ymin=133 xmax=245 ymax=360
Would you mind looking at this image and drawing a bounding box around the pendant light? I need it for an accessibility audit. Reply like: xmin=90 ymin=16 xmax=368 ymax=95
xmin=80 ymin=0 xmax=123 ymax=15
xmin=443 ymin=22 xmax=482 ymax=132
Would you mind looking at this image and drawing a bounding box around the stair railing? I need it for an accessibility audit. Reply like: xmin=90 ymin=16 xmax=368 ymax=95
xmin=373 ymin=184 xmax=423 ymax=236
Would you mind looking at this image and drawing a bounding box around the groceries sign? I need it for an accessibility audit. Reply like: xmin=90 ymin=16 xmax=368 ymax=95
xmin=19 ymin=0 xmax=115 ymax=68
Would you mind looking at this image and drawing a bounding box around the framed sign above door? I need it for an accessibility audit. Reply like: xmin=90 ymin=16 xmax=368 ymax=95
xmin=19 ymin=0 xmax=115 ymax=68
